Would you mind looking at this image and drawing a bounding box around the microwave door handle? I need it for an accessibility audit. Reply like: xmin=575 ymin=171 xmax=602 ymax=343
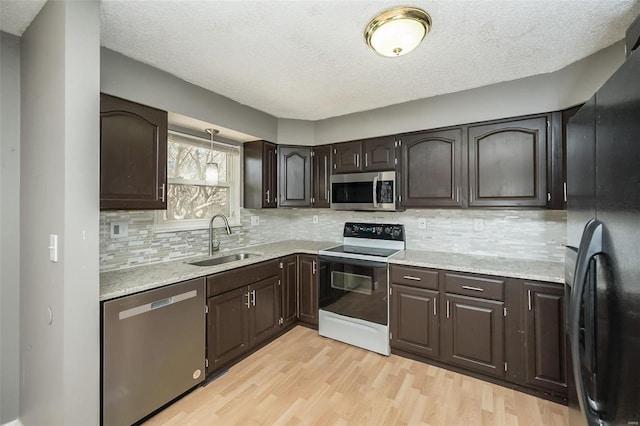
xmin=372 ymin=175 xmax=379 ymax=208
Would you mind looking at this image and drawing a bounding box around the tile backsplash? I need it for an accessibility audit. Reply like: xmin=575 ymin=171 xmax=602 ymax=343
xmin=100 ymin=208 xmax=566 ymax=271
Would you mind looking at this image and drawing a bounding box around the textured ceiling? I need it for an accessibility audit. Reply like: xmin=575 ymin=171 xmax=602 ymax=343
xmin=3 ymin=1 xmax=640 ymax=121
xmin=0 ymin=0 xmax=46 ymax=36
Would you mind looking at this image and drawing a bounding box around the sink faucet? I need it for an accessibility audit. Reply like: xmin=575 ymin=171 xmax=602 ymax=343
xmin=209 ymin=214 xmax=232 ymax=255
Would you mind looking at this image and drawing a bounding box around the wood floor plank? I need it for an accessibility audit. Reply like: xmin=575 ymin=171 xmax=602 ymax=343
xmin=144 ymin=326 xmax=568 ymax=426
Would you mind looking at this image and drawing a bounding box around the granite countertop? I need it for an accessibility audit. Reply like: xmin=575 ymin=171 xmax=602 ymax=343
xmin=100 ymin=240 xmax=338 ymax=301
xmin=101 ymin=241 xmax=565 ymax=301
xmin=389 ymin=250 xmax=565 ymax=284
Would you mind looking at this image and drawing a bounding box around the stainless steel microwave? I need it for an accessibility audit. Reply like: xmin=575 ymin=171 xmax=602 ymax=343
xmin=330 ymin=171 xmax=398 ymax=211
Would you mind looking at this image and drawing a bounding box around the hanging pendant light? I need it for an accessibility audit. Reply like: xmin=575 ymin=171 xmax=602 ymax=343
xmin=204 ymin=128 xmax=219 ymax=186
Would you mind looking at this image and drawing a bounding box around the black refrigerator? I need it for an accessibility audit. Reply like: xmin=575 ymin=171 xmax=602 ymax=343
xmin=566 ymin=17 xmax=640 ymax=426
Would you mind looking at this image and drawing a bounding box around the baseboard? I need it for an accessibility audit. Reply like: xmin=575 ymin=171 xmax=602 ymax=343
xmin=2 ymin=419 xmax=23 ymax=426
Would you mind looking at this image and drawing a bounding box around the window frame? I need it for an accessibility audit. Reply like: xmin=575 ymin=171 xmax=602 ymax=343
xmin=153 ymin=130 xmax=242 ymax=233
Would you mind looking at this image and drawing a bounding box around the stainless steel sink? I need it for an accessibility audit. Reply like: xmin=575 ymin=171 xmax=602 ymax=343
xmin=187 ymin=253 xmax=260 ymax=267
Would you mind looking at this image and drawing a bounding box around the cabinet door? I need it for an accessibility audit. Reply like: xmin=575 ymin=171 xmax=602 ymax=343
xmin=278 ymin=146 xmax=311 ymax=207
xmin=468 ymin=116 xmax=547 ymax=207
xmin=390 ymin=284 xmax=439 ymax=359
xmin=312 ymin=145 xmax=331 ymax=208
xmin=263 ymin=142 xmax=278 ymax=208
xmin=249 ymin=275 xmax=281 ymax=346
xmin=100 ymin=94 xmax=167 ymax=210
xmin=401 ymin=128 xmax=463 ymax=207
xmin=524 ymin=282 xmax=567 ymax=394
xmin=442 ymin=294 xmax=505 ymax=377
xmin=280 ymin=255 xmax=298 ymax=326
xmin=363 ymin=136 xmax=396 ymax=171
xmin=298 ymin=255 xmax=318 ymax=325
xmin=333 ymin=141 xmax=362 ymax=174
xmin=207 ymin=286 xmax=250 ymax=374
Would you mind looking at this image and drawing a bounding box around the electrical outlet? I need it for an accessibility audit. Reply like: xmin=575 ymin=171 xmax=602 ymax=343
xmin=312 ymin=215 xmax=319 ymax=224
xmin=418 ymin=218 xmax=427 ymax=229
xmin=250 ymin=215 xmax=260 ymax=226
xmin=110 ymin=221 xmax=129 ymax=238
xmin=473 ymin=218 xmax=484 ymax=232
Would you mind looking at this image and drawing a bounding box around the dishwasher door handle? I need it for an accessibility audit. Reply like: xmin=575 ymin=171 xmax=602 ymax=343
xmin=119 ymin=290 xmax=197 ymax=320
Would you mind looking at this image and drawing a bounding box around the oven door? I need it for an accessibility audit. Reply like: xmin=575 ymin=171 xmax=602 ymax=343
xmin=318 ymin=255 xmax=389 ymax=325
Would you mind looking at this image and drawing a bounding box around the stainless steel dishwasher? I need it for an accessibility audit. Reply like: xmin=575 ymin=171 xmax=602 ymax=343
xmin=102 ymin=277 xmax=206 ymax=426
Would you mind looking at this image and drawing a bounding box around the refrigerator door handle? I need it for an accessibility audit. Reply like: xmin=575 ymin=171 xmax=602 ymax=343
xmin=570 ymin=219 xmax=605 ymax=424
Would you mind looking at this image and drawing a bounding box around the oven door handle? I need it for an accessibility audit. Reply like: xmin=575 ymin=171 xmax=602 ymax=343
xmin=318 ymin=255 xmax=388 ymax=269
xmin=372 ymin=175 xmax=379 ymax=208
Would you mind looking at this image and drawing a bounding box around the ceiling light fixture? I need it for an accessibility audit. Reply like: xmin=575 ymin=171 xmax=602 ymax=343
xmin=204 ymin=128 xmax=219 ymax=186
xmin=364 ymin=6 xmax=432 ymax=57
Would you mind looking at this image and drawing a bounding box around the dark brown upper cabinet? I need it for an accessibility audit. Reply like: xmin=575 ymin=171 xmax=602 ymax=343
xmin=468 ymin=116 xmax=548 ymax=207
xmin=362 ymin=136 xmax=396 ymax=171
xmin=401 ymin=128 xmax=463 ymax=207
xmin=312 ymin=145 xmax=331 ymax=208
xmin=100 ymin=93 xmax=167 ymax=210
xmin=332 ymin=141 xmax=362 ymax=174
xmin=278 ymin=146 xmax=312 ymax=207
xmin=244 ymin=140 xmax=277 ymax=209
xmin=523 ymin=282 xmax=567 ymax=394
xmin=332 ymin=137 xmax=396 ymax=174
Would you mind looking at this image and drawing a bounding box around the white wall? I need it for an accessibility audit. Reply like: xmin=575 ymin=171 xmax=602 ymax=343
xmin=20 ymin=1 xmax=100 ymax=424
xmin=101 ymin=47 xmax=279 ymax=143
xmin=0 ymin=30 xmax=21 ymax=425
xmin=314 ymin=41 xmax=626 ymax=144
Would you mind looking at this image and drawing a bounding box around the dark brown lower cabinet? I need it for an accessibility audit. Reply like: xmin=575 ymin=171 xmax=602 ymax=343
xmin=298 ymin=255 xmax=318 ymax=325
xmin=523 ymin=282 xmax=567 ymax=394
xmin=390 ymin=284 xmax=439 ymax=358
xmin=249 ymin=276 xmax=281 ymax=346
xmin=442 ymin=293 xmax=505 ymax=378
xmin=281 ymin=255 xmax=298 ymax=326
xmin=206 ymin=286 xmax=250 ymax=374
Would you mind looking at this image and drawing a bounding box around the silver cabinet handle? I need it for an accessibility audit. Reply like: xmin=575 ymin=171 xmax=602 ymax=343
xmin=324 ymin=156 xmax=328 ymax=203
xmin=403 ymin=275 xmax=421 ymax=281
xmin=265 ymin=189 xmax=270 ymax=204
xmin=160 ymin=183 xmax=166 ymax=203
xmin=456 ymin=187 xmax=459 ymax=203
xmin=462 ymin=285 xmax=484 ymax=292
xmin=433 ymin=299 xmax=437 ymax=316
xmin=312 ymin=260 xmax=317 ymax=275
xmin=446 ymin=300 xmax=450 ymax=318
xmin=365 ymin=152 xmax=368 ymax=167
xmin=251 ymin=289 xmax=256 ymax=307
xmin=528 ymin=289 xmax=532 ymax=311
xmin=245 ymin=292 xmax=251 ymax=309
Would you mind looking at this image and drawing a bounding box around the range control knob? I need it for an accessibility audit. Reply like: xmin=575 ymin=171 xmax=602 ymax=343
xmin=384 ymin=227 xmax=392 ymax=235
xmin=376 ymin=226 xmax=383 ymax=234
xmin=392 ymin=228 xmax=401 ymax=238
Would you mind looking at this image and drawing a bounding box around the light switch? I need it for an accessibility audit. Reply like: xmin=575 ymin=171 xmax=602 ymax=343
xmin=418 ymin=218 xmax=427 ymax=229
xmin=49 ymin=234 xmax=58 ymax=262
xmin=473 ymin=218 xmax=484 ymax=232
xmin=250 ymin=216 xmax=260 ymax=226
xmin=312 ymin=215 xmax=319 ymax=224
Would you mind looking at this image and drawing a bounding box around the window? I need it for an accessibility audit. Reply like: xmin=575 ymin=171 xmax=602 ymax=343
xmin=155 ymin=130 xmax=241 ymax=231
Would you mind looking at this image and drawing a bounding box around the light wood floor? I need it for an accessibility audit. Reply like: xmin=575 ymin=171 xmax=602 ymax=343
xmin=145 ymin=326 xmax=568 ymax=425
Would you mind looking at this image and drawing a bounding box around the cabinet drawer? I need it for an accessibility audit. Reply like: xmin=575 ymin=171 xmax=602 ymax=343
xmin=207 ymin=259 xmax=280 ymax=297
xmin=443 ymin=272 xmax=504 ymax=301
xmin=390 ymin=265 xmax=439 ymax=290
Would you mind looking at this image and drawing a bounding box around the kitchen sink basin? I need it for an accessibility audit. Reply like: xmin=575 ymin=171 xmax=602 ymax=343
xmin=187 ymin=253 xmax=260 ymax=267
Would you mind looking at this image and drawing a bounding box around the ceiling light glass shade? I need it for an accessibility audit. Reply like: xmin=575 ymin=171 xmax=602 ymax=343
xmin=205 ymin=162 xmax=219 ymax=186
xmin=365 ymin=7 xmax=432 ymax=57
